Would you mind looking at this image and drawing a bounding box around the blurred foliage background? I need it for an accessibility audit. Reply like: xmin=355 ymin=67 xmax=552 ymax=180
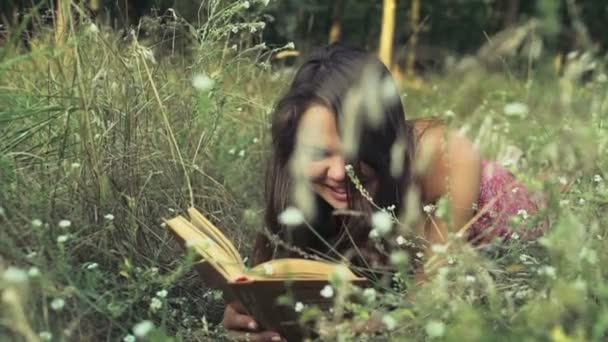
xmin=2 ymin=0 xmax=608 ymax=69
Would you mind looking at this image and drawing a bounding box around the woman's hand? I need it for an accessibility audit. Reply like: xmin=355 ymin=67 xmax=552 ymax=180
xmin=223 ymin=301 xmax=284 ymax=342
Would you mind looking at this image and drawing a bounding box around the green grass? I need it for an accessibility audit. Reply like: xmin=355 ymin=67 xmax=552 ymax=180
xmin=1 ymin=9 xmax=607 ymax=342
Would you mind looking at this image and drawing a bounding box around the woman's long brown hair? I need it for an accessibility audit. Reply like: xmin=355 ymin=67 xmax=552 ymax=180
xmin=252 ymin=44 xmax=416 ymax=276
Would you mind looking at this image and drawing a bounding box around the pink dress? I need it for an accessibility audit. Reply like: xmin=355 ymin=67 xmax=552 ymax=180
xmin=466 ymin=160 xmax=546 ymax=244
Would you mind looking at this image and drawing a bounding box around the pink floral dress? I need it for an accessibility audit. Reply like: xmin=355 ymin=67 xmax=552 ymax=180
xmin=466 ymin=160 xmax=546 ymax=244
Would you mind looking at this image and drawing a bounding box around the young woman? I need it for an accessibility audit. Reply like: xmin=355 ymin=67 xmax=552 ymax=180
xmin=222 ymin=44 xmax=544 ymax=341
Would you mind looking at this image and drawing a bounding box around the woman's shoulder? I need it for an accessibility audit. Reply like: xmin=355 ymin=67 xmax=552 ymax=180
xmin=411 ymin=118 xmax=482 ymax=203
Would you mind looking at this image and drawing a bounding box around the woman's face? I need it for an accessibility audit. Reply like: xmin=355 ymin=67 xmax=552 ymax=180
xmin=295 ymin=104 xmax=378 ymax=209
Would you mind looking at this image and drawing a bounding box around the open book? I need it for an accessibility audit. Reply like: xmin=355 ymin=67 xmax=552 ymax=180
xmin=164 ymin=208 xmax=366 ymax=340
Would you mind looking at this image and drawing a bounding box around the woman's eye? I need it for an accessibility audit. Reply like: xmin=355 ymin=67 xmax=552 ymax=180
xmin=305 ymin=147 xmax=329 ymax=160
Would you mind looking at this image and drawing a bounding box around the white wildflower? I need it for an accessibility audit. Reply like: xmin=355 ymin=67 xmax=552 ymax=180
xmin=390 ymin=251 xmax=408 ymax=265
xmin=423 ymin=204 xmax=435 ymax=214
xmin=3 ymin=266 xmax=28 ymax=283
xmin=87 ymin=23 xmax=99 ymax=34
xmin=150 ymin=297 xmax=162 ymax=311
xmin=444 ymin=110 xmax=455 ymax=118
xmin=192 ymin=74 xmax=214 ymax=91
xmin=425 ymin=320 xmax=446 ymax=338
xmin=579 ymin=247 xmax=598 ymax=264
xmin=368 ymin=229 xmax=379 ymax=239
xmin=31 ymin=219 xmax=43 ymax=227
xmin=395 ymin=235 xmax=406 ymax=246
xmin=382 ymin=315 xmax=396 ymax=330
xmin=465 ymin=275 xmax=476 ymax=283
xmin=250 ymin=26 xmax=257 ymax=33
xmin=58 ymin=220 xmax=71 ymax=228
xmin=371 ymin=211 xmax=393 ymax=235
xmin=50 ymin=298 xmax=65 ymax=311
xmin=57 ymin=234 xmax=69 ymax=243
xmin=278 ymin=207 xmax=305 ymax=226
xmin=294 ymin=301 xmax=304 ymax=312
xmin=431 ymin=244 xmax=448 ymax=254
xmin=123 ymin=335 xmax=136 ymax=342
xmin=252 ymin=137 xmax=259 ymax=143
xmin=517 ymin=209 xmax=529 ymax=220
xmin=86 ymin=263 xmax=99 ymax=270
xmin=242 ymin=1 xmax=250 ymax=9
xmin=39 ymin=332 xmax=52 ymax=341
xmin=263 ymin=263 xmax=273 ymax=275
xmin=415 ymin=252 xmax=424 ymax=259
xmin=538 ymin=265 xmax=556 ymax=279
xmin=579 ymin=198 xmax=586 ymax=205
xmin=511 ymin=232 xmax=520 ymax=240
xmin=503 ymin=102 xmax=528 ymax=117
xmin=573 ymin=278 xmax=587 ymax=291
xmin=320 ymin=285 xmax=334 ymax=298
xmin=228 ymin=148 xmax=236 ymax=155
xmin=362 ymin=288 xmax=376 ymax=302
xmin=156 ymin=289 xmax=168 ymax=298
xmin=238 ymin=149 xmax=245 ymax=158
xmin=28 ymin=267 xmax=40 ymax=277
xmin=71 ymin=162 xmax=81 ymax=169
xmin=104 ymin=213 xmax=115 ymax=221
xmin=558 ymin=176 xmax=568 ymax=185
xmin=133 ymin=320 xmax=154 ymax=338
xmin=593 ymin=174 xmax=603 ymax=182
xmin=559 ymin=199 xmax=570 ymax=207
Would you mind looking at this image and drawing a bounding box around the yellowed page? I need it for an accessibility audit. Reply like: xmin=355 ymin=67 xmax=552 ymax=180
xmin=165 ymin=216 xmax=245 ymax=280
xmin=187 ymin=208 xmax=244 ymax=266
xmin=249 ymin=258 xmax=364 ymax=281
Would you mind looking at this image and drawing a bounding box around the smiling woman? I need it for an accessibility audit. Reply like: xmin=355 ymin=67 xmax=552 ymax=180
xmin=221 ymin=43 xmax=547 ymax=341
xmin=297 ymin=104 xmax=380 ymax=210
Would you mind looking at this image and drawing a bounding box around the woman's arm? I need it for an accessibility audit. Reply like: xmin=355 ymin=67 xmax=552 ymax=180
xmin=415 ymin=126 xmax=482 ymax=278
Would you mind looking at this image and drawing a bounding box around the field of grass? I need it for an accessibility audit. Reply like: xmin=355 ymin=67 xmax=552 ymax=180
xmin=1 ymin=7 xmax=607 ymax=342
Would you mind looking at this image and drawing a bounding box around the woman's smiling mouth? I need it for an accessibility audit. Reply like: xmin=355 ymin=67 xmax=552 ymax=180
xmin=327 ymin=185 xmax=347 ymax=201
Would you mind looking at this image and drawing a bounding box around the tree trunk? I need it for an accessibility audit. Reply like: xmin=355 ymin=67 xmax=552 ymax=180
xmin=406 ymin=0 xmax=420 ymax=77
xmin=328 ymin=0 xmax=345 ymax=43
xmin=378 ymin=0 xmax=397 ymax=68
xmin=501 ymin=0 xmax=520 ymax=28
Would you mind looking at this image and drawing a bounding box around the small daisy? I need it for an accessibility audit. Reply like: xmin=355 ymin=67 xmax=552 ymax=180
xmin=320 ymin=285 xmax=334 ymax=298
xmin=58 ymin=220 xmax=71 ymax=228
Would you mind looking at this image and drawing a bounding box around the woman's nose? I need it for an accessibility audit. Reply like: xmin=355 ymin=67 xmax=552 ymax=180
xmin=326 ymin=156 xmax=346 ymax=183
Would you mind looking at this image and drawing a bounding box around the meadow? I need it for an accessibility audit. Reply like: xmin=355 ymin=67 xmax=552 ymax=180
xmin=1 ymin=4 xmax=607 ymax=342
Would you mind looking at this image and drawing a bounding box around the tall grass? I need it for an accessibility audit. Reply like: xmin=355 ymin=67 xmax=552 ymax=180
xmin=1 ymin=2 xmax=607 ymax=341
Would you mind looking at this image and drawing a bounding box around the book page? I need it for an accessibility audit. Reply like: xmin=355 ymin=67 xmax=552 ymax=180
xmin=249 ymin=258 xmax=365 ymax=281
xmin=187 ymin=208 xmax=244 ymax=266
xmin=165 ymin=216 xmax=245 ymax=280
